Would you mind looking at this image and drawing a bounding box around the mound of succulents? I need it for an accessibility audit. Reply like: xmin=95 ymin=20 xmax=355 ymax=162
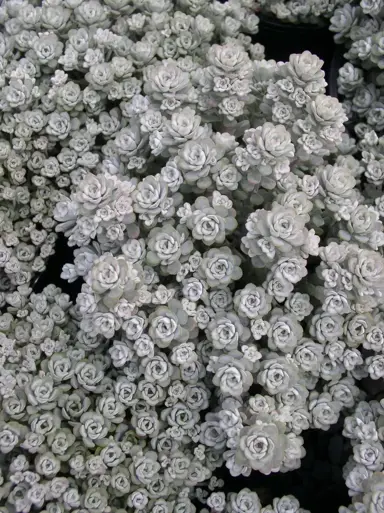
xmin=329 ymin=2 xmax=384 ymax=509
xmin=3 ymin=0 xmax=384 ymax=512
xmin=329 ymin=0 xmax=384 ymax=212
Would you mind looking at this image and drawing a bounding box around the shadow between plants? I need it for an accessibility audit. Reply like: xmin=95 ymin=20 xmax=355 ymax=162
xmin=32 ymin=234 xmax=82 ymax=301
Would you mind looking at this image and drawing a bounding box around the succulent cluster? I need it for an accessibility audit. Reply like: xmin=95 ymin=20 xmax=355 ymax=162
xmin=0 ymin=0 xmax=261 ymax=310
xmin=330 ymin=1 xmax=384 ymax=197
xmin=3 ymin=0 xmax=384 ymax=511
xmin=255 ymin=0 xmax=350 ymax=24
xmin=0 ymin=52 xmax=62 ymax=303
xmin=340 ymin=400 xmax=384 ymax=513
xmin=204 ymin=490 xmax=310 ymax=513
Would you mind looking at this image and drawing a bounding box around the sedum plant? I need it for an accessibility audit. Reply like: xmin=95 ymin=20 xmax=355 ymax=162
xmin=203 ymin=490 xmax=310 ymax=513
xmin=1 ymin=0 xmax=384 ymax=511
xmin=255 ymin=0 xmax=350 ymax=25
xmin=338 ymin=399 xmax=384 ymax=513
xmin=329 ymin=0 xmax=384 ymax=281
